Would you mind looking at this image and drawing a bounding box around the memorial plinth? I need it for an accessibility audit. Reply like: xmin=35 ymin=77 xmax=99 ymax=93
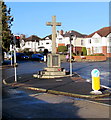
xmin=36 ymin=54 xmax=66 ymax=78
xmin=38 ymin=54 xmax=66 ymax=78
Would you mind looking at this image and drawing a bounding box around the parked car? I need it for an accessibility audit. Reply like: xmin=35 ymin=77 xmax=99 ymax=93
xmin=31 ymin=54 xmax=44 ymax=61
xmin=15 ymin=53 xmax=30 ymax=60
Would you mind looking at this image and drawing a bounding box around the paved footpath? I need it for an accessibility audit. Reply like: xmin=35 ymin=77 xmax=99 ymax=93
xmin=2 ymin=85 xmax=110 ymax=119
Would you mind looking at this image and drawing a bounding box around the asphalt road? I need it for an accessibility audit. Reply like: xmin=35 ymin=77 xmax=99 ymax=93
xmin=62 ymin=60 xmax=111 ymax=87
xmin=2 ymin=60 xmax=111 ymax=87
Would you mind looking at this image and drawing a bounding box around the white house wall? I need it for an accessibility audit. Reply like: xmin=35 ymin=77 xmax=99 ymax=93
xmin=14 ymin=30 xmax=111 ymax=56
xmin=56 ymin=34 xmax=65 ymax=47
xmin=107 ymin=33 xmax=111 ymax=46
xmin=74 ymin=38 xmax=85 ymax=47
xmin=38 ymin=39 xmax=52 ymax=52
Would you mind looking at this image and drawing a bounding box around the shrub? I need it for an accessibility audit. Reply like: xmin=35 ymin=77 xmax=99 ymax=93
xmin=58 ymin=46 xmax=68 ymax=53
xmin=82 ymin=47 xmax=87 ymax=55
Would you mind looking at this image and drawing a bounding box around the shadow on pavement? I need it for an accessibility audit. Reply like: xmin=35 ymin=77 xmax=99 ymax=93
xmin=2 ymin=86 xmax=84 ymax=119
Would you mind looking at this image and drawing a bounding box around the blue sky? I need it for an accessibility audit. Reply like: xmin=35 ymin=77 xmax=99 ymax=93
xmin=6 ymin=2 xmax=109 ymax=38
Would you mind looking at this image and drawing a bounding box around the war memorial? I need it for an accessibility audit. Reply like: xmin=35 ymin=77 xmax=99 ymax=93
xmin=35 ymin=16 xmax=68 ymax=78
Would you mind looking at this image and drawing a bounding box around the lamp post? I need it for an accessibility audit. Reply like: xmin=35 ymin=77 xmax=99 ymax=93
xmin=69 ymin=31 xmax=73 ymax=76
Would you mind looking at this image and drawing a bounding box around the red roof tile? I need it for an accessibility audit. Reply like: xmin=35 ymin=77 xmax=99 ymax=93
xmin=63 ymin=30 xmax=87 ymax=38
xmin=86 ymin=26 xmax=111 ymax=38
xmin=25 ymin=35 xmax=41 ymax=41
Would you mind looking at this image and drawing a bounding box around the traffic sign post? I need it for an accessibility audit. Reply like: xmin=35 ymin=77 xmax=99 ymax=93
xmin=90 ymin=69 xmax=102 ymax=94
xmin=13 ymin=36 xmax=17 ymax=83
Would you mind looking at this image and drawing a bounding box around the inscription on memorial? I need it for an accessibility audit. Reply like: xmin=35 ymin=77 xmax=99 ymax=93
xmin=52 ymin=55 xmax=59 ymax=66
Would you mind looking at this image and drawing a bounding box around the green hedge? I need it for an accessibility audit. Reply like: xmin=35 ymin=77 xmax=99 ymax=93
xmin=88 ymin=53 xmax=105 ymax=56
xmin=58 ymin=46 xmax=67 ymax=52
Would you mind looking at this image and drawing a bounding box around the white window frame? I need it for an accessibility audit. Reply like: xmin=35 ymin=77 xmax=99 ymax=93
xmin=93 ymin=46 xmax=102 ymax=53
xmin=94 ymin=38 xmax=100 ymax=43
xmin=107 ymin=46 xmax=111 ymax=53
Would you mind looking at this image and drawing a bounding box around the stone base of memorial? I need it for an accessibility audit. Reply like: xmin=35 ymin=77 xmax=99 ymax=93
xmin=36 ymin=54 xmax=67 ymax=78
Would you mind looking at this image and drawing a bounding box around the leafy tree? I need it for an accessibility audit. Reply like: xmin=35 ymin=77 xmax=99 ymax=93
xmin=58 ymin=46 xmax=67 ymax=53
xmin=1 ymin=1 xmax=13 ymax=52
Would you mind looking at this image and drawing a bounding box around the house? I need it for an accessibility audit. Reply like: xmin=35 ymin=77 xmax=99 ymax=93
xmin=39 ymin=36 xmax=52 ymax=52
xmin=13 ymin=26 xmax=111 ymax=58
xmin=56 ymin=27 xmax=111 ymax=57
xmin=84 ymin=26 xmax=111 ymax=57
xmin=20 ymin=35 xmax=52 ymax=52
xmin=56 ymin=30 xmax=87 ymax=54
xmin=20 ymin=35 xmax=41 ymax=52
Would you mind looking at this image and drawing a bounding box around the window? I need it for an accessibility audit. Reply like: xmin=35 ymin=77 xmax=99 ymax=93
xmin=93 ymin=47 xmax=102 ymax=53
xmin=81 ymin=40 xmax=84 ymax=45
xmin=94 ymin=38 xmax=99 ymax=43
xmin=59 ymin=38 xmax=62 ymax=40
xmin=28 ymin=42 xmax=30 ymax=45
xmin=89 ymin=39 xmax=91 ymax=44
xmin=107 ymin=46 xmax=111 ymax=53
xmin=107 ymin=38 xmax=111 ymax=43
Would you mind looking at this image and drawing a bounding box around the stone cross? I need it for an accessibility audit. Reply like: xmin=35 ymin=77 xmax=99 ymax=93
xmin=46 ymin=16 xmax=61 ymax=54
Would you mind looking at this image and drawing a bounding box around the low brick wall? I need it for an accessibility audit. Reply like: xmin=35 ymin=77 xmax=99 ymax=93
xmin=73 ymin=56 xmax=107 ymax=61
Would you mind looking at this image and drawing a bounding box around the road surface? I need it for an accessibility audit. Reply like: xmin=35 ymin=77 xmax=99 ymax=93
xmin=2 ymin=60 xmax=111 ymax=87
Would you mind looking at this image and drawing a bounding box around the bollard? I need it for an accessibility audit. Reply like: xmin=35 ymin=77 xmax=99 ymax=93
xmin=90 ymin=69 xmax=102 ymax=94
xmin=44 ymin=55 xmax=46 ymax=62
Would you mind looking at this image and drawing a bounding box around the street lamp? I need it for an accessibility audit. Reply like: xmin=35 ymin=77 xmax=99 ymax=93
xmin=69 ymin=31 xmax=73 ymax=76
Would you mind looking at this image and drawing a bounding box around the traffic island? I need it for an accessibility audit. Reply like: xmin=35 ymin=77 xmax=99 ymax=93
xmin=3 ymin=73 xmax=111 ymax=101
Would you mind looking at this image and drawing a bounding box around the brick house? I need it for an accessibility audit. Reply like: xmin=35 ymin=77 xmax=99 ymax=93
xmin=84 ymin=26 xmax=111 ymax=57
xmin=56 ymin=27 xmax=111 ymax=57
xmin=56 ymin=30 xmax=87 ymax=54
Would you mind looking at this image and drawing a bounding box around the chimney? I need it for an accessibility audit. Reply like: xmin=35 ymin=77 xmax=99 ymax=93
xmin=20 ymin=34 xmax=25 ymax=39
xmin=59 ymin=30 xmax=64 ymax=35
